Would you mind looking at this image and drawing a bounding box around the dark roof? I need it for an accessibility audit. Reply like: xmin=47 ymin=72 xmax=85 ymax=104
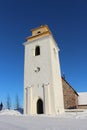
xmin=62 ymin=77 xmax=79 ymax=96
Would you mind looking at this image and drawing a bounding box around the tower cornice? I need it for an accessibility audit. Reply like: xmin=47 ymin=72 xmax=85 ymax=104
xmin=26 ymin=31 xmax=51 ymax=42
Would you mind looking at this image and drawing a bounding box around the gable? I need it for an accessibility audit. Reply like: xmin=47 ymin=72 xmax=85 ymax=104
xmin=62 ymin=77 xmax=78 ymax=96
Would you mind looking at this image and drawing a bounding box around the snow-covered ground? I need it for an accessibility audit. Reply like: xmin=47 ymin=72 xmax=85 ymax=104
xmin=0 ymin=110 xmax=87 ymax=130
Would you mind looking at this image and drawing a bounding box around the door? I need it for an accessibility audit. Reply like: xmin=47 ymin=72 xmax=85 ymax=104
xmin=37 ymin=99 xmax=43 ymax=114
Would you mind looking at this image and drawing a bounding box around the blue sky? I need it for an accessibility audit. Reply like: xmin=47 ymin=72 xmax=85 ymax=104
xmin=0 ymin=0 xmax=87 ymax=108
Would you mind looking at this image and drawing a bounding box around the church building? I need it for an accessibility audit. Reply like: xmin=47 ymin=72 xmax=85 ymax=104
xmin=23 ymin=25 xmax=64 ymax=115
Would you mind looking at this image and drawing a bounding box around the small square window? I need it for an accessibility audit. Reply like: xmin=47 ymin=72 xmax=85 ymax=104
xmin=37 ymin=31 xmax=41 ymax=34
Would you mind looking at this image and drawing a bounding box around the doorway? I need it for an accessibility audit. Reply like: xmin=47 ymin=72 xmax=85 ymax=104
xmin=37 ymin=99 xmax=43 ymax=114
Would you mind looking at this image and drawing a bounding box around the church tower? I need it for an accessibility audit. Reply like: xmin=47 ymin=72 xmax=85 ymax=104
xmin=23 ymin=25 xmax=64 ymax=115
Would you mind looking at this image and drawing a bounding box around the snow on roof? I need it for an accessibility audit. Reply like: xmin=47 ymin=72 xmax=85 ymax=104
xmin=78 ymin=92 xmax=87 ymax=105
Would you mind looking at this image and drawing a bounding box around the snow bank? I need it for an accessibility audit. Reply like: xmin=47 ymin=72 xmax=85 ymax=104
xmin=57 ymin=111 xmax=87 ymax=119
xmin=0 ymin=109 xmax=21 ymax=116
xmin=1 ymin=109 xmax=87 ymax=118
xmin=0 ymin=110 xmax=87 ymax=130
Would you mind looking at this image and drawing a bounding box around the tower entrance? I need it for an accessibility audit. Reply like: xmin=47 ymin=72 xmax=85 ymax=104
xmin=37 ymin=99 xmax=43 ymax=114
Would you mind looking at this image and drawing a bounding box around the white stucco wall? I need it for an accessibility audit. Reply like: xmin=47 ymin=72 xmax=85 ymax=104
xmin=49 ymin=36 xmax=64 ymax=113
xmin=24 ymin=36 xmax=53 ymax=86
xmin=23 ymin=34 xmax=64 ymax=115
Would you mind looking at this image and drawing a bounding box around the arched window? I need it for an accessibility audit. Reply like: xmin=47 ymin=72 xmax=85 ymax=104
xmin=35 ymin=46 xmax=40 ymax=56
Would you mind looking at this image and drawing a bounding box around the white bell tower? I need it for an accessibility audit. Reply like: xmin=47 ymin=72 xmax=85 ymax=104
xmin=23 ymin=25 xmax=64 ymax=115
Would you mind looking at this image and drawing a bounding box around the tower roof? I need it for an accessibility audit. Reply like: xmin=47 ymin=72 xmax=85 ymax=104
xmin=26 ymin=25 xmax=52 ymax=42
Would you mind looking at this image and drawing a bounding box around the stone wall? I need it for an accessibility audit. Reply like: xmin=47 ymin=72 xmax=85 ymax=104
xmin=62 ymin=77 xmax=78 ymax=109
